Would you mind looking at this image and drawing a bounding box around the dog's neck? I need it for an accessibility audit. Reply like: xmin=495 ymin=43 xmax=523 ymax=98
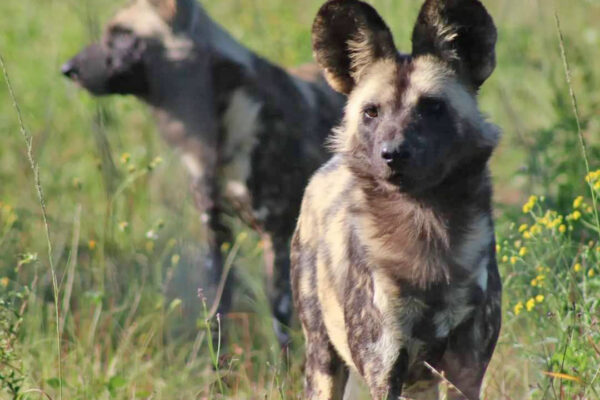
xmin=354 ymin=159 xmax=493 ymax=287
xmin=142 ymin=6 xmax=255 ymax=153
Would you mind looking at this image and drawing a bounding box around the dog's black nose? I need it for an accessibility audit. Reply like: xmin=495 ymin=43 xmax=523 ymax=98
xmin=61 ymin=61 xmax=78 ymax=79
xmin=381 ymin=143 xmax=410 ymax=167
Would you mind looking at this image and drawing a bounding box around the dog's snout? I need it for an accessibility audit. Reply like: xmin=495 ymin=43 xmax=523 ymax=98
xmin=61 ymin=61 xmax=78 ymax=79
xmin=381 ymin=142 xmax=410 ymax=168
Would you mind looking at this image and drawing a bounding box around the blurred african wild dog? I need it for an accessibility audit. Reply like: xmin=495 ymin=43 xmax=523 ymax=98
xmin=62 ymin=0 xmax=345 ymax=343
xmin=292 ymin=0 xmax=502 ymax=398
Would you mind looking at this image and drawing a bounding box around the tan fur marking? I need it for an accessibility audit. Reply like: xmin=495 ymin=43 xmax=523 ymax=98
xmin=332 ymin=60 xmax=397 ymax=154
xmin=148 ymin=0 xmax=177 ymax=22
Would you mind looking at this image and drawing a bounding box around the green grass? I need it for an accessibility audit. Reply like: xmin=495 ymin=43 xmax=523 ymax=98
xmin=0 ymin=0 xmax=599 ymax=398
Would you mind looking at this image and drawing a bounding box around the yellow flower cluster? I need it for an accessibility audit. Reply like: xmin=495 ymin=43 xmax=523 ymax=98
xmin=531 ymin=274 xmax=545 ymax=287
xmin=573 ymin=196 xmax=584 ymax=209
xmin=0 ymin=202 xmax=18 ymax=226
xmin=585 ymin=170 xmax=600 ymax=190
xmin=514 ymin=294 xmax=544 ymax=316
xmin=120 ymin=152 xmax=131 ymax=165
xmin=522 ymin=195 xmax=538 ymax=213
xmin=537 ymin=211 xmax=563 ymax=230
xmin=535 ymin=295 xmax=544 ymax=303
xmin=514 ymin=302 xmax=523 ymax=315
xmin=573 ymin=263 xmax=582 ymax=272
xmin=0 ymin=277 xmax=8 ymax=288
xmin=517 ymin=210 xmax=564 ymax=239
xmin=566 ymin=210 xmax=582 ymax=221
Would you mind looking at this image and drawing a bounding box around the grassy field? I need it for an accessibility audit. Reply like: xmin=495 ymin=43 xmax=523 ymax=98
xmin=0 ymin=0 xmax=599 ymax=398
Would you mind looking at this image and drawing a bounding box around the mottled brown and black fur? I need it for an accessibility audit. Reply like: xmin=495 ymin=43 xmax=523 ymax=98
xmin=62 ymin=0 xmax=345 ymax=344
xmin=292 ymin=0 xmax=502 ymax=398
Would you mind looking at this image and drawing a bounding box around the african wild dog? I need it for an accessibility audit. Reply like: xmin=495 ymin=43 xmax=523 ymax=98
xmin=291 ymin=0 xmax=502 ymax=398
xmin=62 ymin=0 xmax=345 ymax=344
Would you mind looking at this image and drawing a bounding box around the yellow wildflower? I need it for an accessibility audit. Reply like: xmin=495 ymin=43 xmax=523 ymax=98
xmin=532 ymin=274 xmax=545 ymax=288
xmin=559 ymin=224 xmax=567 ymax=233
xmin=237 ymin=232 xmax=248 ymax=242
xmin=519 ymin=247 xmax=528 ymax=257
xmin=514 ymin=240 xmax=522 ymax=249
xmin=589 ymin=269 xmax=596 ymax=278
xmin=120 ymin=152 xmax=131 ymax=164
xmin=536 ymin=265 xmax=545 ymax=272
xmin=518 ymin=224 xmax=528 ymax=233
xmin=569 ymin=211 xmax=582 ymax=221
xmin=586 ymin=206 xmax=593 ymax=214
xmin=73 ymin=177 xmax=82 ymax=190
xmin=510 ymin=256 xmax=517 ymax=265
xmin=88 ymin=240 xmax=97 ymax=251
xmin=535 ymin=295 xmax=544 ymax=303
xmin=573 ymin=263 xmax=582 ymax=272
xmin=0 ymin=277 xmax=8 ymax=288
xmin=502 ymin=255 xmax=508 ymax=263
xmin=523 ymin=231 xmax=531 ymax=239
xmin=522 ymin=196 xmax=538 ymax=213
xmin=496 ymin=244 xmax=501 ymax=253
xmin=526 ymin=298 xmax=536 ymax=312
xmin=586 ymin=170 xmax=600 ymax=183
xmin=148 ymin=156 xmax=163 ymax=170
xmin=595 ymin=182 xmax=600 ymax=191
xmin=573 ymin=196 xmax=584 ymax=209
xmin=514 ymin=302 xmax=524 ymax=316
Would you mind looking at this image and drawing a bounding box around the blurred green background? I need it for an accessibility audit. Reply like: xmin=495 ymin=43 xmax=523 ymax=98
xmin=0 ymin=0 xmax=599 ymax=398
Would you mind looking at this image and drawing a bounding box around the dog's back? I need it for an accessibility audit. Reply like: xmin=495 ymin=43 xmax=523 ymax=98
xmin=63 ymin=0 xmax=346 ymax=344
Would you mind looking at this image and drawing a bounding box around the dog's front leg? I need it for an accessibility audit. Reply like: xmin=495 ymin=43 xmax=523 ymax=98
xmin=269 ymin=234 xmax=293 ymax=347
xmin=304 ymin=328 xmax=348 ymax=400
xmin=191 ymin=176 xmax=234 ymax=318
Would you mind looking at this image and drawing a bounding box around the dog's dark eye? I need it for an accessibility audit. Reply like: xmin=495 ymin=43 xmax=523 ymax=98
xmin=363 ymin=105 xmax=379 ymax=120
xmin=418 ymin=97 xmax=446 ymax=116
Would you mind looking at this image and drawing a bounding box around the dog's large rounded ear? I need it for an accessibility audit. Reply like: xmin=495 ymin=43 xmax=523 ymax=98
xmin=411 ymin=0 xmax=497 ymax=89
xmin=312 ymin=0 xmax=397 ymax=95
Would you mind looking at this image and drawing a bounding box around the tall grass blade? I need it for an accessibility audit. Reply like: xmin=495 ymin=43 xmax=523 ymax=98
xmin=554 ymin=12 xmax=600 ymax=238
xmin=0 ymin=53 xmax=63 ymax=400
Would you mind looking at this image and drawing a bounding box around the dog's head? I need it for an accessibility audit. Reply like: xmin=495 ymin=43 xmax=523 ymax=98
xmin=314 ymin=0 xmax=499 ymax=194
xmin=62 ymin=0 xmax=200 ymax=96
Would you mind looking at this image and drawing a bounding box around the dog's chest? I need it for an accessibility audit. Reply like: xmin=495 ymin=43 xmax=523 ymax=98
xmin=334 ymin=213 xmax=493 ymax=372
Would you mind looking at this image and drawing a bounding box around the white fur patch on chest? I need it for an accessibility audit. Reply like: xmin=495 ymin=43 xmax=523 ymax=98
xmin=433 ymin=286 xmax=475 ymax=338
xmin=220 ymin=88 xmax=262 ymax=202
xmin=453 ymin=215 xmax=493 ymax=271
xmin=181 ymin=152 xmax=204 ymax=179
xmin=432 ymin=215 xmax=494 ymax=338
